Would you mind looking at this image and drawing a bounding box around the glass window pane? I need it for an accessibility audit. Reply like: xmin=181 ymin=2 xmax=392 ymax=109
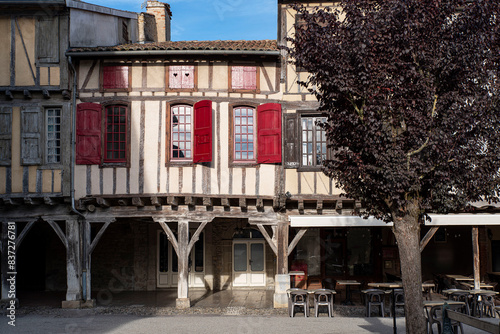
xmin=250 ymin=243 xmax=264 ymax=271
xmin=234 ymin=244 xmax=247 ymax=272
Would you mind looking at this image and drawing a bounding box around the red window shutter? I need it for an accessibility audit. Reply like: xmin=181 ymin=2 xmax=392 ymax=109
xmin=257 ymin=103 xmax=282 ymax=164
xmin=76 ymin=103 xmax=101 ymax=164
xmin=103 ymin=66 xmax=128 ymax=89
xmin=193 ymin=100 xmax=212 ymax=163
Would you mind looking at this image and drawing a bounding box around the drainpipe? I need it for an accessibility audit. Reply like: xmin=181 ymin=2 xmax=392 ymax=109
xmin=68 ymin=55 xmax=87 ymax=301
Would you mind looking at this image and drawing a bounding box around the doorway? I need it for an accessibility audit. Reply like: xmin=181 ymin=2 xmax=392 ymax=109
xmin=232 ymin=240 xmax=266 ymax=287
xmin=157 ymin=230 xmax=205 ymax=288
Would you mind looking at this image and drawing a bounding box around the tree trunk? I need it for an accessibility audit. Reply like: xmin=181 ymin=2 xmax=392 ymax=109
xmin=392 ymin=200 xmax=427 ymax=334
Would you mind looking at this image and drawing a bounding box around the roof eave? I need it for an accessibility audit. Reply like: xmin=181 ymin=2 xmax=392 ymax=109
xmin=65 ymin=49 xmax=280 ymax=58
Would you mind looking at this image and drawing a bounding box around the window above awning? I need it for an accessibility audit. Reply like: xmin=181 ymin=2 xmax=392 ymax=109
xmin=289 ymin=215 xmax=392 ymax=227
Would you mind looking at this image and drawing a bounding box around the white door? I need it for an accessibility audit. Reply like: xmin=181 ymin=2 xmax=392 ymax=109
xmin=157 ymin=230 xmax=205 ymax=288
xmin=233 ymin=241 xmax=266 ymax=287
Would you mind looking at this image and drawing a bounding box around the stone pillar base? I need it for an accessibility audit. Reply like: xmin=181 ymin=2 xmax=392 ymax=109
xmin=62 ymin=300 xmax=82 ymax=309
xmin=81 ymin=299 xmax=96 ymax=308
xmin=274 ymin=274 xmax=290 ymax=309
xmin=176 ymin=298 xmax=191 ymax=309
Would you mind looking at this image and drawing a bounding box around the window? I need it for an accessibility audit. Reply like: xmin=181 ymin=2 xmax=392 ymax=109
xmin=170 ymin=105 xmax=193 ymax=160
xmin=76 ymin=102 xmax=130 ymax=166
xmin=46 ymin=108 xmax=61 ymax=164
xmin=166 ymin=100 xmax=213 ymax=164
xmin=233 ymin=106 xmax=255 ymax=161
xmin=101 ymin=65 xmax=130 ymax=91
xmin=230 ymin=65 xmax=259 ymax=92
xmin=301 ymin=116 xmax=327 ymax=167
xmin=104 ymin=105 xmax=127 ymax=163
xmin=167 ymin=65 xmax=196 ymax=91
xmin=229 ymin=103 xmax=281 ymax=165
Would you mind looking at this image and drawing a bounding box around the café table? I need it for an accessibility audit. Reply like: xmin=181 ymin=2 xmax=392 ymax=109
xmin=336 ymin=280 xmax=361 ymax=306
xmin=467 ymin=289 xmax=498 ymax=317
xmin=460 ymin=282 xmax=495 ymax=290
xmin=445 ymin=274 xmax=474 ymax=282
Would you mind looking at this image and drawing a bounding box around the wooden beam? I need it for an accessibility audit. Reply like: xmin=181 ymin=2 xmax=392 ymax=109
xmin=316 ymin=199 xmax=323 ymax=211
xmin=203 ymin=197 xmax=213 ymax=207
xmin=288 ymin=228 xmax=308 ymax=256
xmin=256 ymin=198 xmax=264 ymax=210
xmin=132 ymin=197 xmax=144 ymax=207
xmin=185 ymin=196 xmax=194 ymax=206
xmin=447 ymin=310 xmax=500 ymax=334
xmin=23 ymin=89 xmax=31 ymax=99
xmin=44 ymin=196 xmax=55 ymax=205
xmin=46 ymin=219 xmax=68 ymax=249
xmin=420 ymin=226 xmax=439 ymax=252
xmin=96 ymin=197 xmax=110 ymax=208
xmin=298 ymin=199 xmax=304 ymax=212
xmin=42 ymin=89 xmax=50 ymax=99
xmin=221 ymin=197 xmax=230 ymax=208
xmin=167 ymin=196 xmax=179 ymax=206
xmin=157 ymin=220 xmax=178 ymax=255
xmin=88 ymin=220 xmax=113 ymax=255
xmin=5 ymin=90 xmax=13 ymax=100
xmin=151 ymin=196 xmax=161 ymax=207
xmin=256 ymin=223 xmax=278 ymax=256
xmin=117 ymin=199 xmax=129 ymax=206
xmin=239 ymin=197 xmax=247 ymax=208
xmin=336 ymin=200 xmax=343 ymax=210
xmin=187 ymin=221 xmax=208 ymax=253
xmin=355 ymin=200 xmax=362 ymax=209
xmin=15 ymin=220 xmax=36 ymax=247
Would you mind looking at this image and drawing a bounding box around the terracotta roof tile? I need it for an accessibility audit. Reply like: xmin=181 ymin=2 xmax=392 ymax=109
xmin=70 ymin=40 xmax=278 ymax=53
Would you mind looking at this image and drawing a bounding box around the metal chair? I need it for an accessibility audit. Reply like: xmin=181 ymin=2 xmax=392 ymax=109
xmin=472 ymin=291 xmax=496 ymax=318
xmin=362 ymin=289 xmax=387 ymax=317
xmin=286 ymin=288 xmax=309 ymax=317
xmin=446 ymin=289 xmax=471 ymax=315
xmin=313 ymin=289 xmax=336 ymax=317
xmin=427 ymin=304 xmax=464 ymax=334
xmin=390 ymin=289 xmax=405 ymax=317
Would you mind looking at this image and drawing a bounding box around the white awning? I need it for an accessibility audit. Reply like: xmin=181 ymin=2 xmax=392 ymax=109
xmin=289 ymin=215 xmax=392 ymax=227
xmin=425 ymin=214 xmax=500 ymax=226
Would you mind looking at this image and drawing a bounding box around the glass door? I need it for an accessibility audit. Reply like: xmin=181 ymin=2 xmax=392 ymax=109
xmin=232 ymin=240 xmax=266 ymax=287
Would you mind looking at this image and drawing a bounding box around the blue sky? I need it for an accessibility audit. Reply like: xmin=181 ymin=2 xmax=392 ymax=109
xmin=84 ymin=0 xmax=277 ymax=41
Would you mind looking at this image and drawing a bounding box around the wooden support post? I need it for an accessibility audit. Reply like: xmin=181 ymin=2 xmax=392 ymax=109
xmin=336 ymin=200 xmax=343 ymax=210
xmin=150 ymin=196 xmax=161 ymax=207
xmin=63 ymin=218 xmax=82 ymax=308
xmin=472 ymin=226 xmax=480 ymax=290
xmin=256 ymin=198 xmax=264 ymax=211
xmin=274 ymin=215 xmax=290 ymax=308
xmin=84 ymin=219 xmax=113 ymax=305
xmin=177 ymin=219 xmax=190 ymax=309
xmin=167 ymin=196 xmax=179 ymax=206
xmin=203 ymin=197 xmax=213 ymax=207
xmin=298 ymin=199 xmax=304 ymax=212
xmin=221 ymin=197 xmax=230 ymax=208
xmin=288 ymin=228 xmax=308 ymax=256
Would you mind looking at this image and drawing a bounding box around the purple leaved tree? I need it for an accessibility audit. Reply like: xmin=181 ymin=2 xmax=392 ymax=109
xmin=287 ymin=0 xmax=500 ymax=332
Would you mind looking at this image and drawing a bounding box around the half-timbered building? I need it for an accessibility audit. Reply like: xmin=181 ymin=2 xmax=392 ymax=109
xmin=1 ymin=0 xmax=500 ymax=311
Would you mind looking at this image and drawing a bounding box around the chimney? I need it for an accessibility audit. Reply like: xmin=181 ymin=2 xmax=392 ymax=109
xmin=146 ymin=1 xmax=172 ymax=42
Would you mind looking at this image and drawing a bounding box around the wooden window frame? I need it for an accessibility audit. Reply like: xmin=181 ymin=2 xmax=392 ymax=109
xmin=165 ymin=101 xmax=195 ymax=167
xmin=165 ymin=63 xmax=198 ymax=92
xmin=101 ymin=101 xmax=131 ymax=168
xmin=228 ymin=103 xmax=259 ymax=167
xmin=44 ymin=107 xmax=62 ymax=165
xmin=228 ymin=64 xmax=261 ymax=94
xmin=100 ymin=63 xmax=132 ymax=92
xmin=298 ymin=111 xmax=328 ymax=172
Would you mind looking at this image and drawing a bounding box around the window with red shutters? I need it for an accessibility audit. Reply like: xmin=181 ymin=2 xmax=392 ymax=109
xmin=102 ymin=65 xmax=130 ymax=91
xmin=104 ymin=105 xmax=128 ymax=163
xmin=167 ymin=65 xmax=196 ymax=91
xmin=230 ymin=65 xmax=259 ymax=92
xmin=170 ymin=105 xmax=193 ymax=161
xmin=193 ymin=100 xmax=212 ymax=163
xmin=257 ymin=103 xmax=282 ymax=164
xmin=232 ymin=106 xmax=256 ymax=162
xmin=76 ymin=103 xmax=102 ymax=165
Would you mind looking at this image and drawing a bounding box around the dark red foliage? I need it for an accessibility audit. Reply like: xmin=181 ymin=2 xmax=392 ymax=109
xmin=287 ymin=0 xmax=500 ymax=222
